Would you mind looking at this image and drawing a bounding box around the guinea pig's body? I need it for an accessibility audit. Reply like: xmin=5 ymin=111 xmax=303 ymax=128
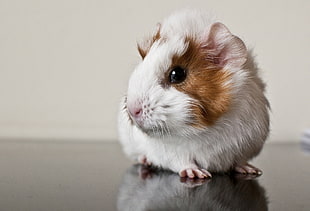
xmin=118 ymin=10 xmax=270 ymax=178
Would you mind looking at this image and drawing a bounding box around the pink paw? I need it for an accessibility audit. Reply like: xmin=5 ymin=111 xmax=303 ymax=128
xmin=234 ymin=163 xmax=262 ymax=175
xmin=138 ymin=155 xmax=152 ymax=166
xmin=179 ymin=168 xmax=212 ymax=179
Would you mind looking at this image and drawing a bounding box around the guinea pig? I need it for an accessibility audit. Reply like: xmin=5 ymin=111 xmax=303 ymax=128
xmin=118 ymin=10 xmax=270 ymax=178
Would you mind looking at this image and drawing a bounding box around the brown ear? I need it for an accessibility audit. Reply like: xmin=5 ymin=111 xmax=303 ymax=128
xmin=204 ymin=22 xmax=247 ymax=68
xmin=137 ymin=23 xmax=161 ymax=59
xmin=137 ymin=43 xmax=148 ymax=59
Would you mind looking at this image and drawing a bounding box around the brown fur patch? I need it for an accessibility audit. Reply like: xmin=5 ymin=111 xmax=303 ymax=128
xmin=169 ymin=38 xmax=232 ymax=127
xmin=138 ymin=27 xmax=161 ymax=59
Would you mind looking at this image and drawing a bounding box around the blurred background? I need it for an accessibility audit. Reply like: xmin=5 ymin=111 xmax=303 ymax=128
xmin=0 ymin=0 xmax=309 ymax=142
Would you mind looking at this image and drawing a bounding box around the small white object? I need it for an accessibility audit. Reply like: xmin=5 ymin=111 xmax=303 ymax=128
xmin=301 ymin=129 xmax=310 ymax=153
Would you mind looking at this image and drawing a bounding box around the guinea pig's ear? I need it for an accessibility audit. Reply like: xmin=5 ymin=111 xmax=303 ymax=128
xmin=204 ymin=22 xmax=247 ymax=69
xmin=137 ymin=23 xmax=161 ymax=59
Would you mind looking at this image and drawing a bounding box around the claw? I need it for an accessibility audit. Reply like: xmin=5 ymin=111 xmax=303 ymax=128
xmin=234 ymin=163 xmax=262 ymax=175
xmin=179 ymin=168 xmax=212 ymax=179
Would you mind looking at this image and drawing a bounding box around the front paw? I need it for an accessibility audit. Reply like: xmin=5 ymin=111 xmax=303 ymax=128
xmin=179 ymin=168 xmax=212 ymax=179
xmin=138 ymin=155 xmax=152 ymax=166
xmin=137 ymin=155 xmax=152 ymax=166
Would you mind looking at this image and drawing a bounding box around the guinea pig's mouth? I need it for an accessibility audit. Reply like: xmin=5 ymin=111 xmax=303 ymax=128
xmin=129 ymin=115 xmax=171 ymax=138
xmin=141 ymin=126 xmax=171 ymax=138
xmin=125 ymin=108 xmax=148 ymax=133
xmin=123 ymin=97 xmax=171 ymax=137
xmin=132 ymin=120 xmax=166 ymax=137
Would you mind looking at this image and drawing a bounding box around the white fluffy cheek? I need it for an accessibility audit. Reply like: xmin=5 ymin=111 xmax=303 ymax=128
xmin=146 ymin=88 xmax=195 ymax=136
xmin=161 ymin=89 xmax=192 ymax=125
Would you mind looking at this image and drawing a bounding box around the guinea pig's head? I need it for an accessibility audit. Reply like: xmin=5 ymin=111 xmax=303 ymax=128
xmin=124 ymin=16 xmax=247 ymax=138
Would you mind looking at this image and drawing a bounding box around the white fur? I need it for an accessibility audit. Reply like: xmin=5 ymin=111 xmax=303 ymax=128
xmin=118 ymin=10 xmax=270 ymax=174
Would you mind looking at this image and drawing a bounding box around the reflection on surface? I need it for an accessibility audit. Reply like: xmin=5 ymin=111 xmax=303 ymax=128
xmin=117 ymin=165 xmax=268 ymax=211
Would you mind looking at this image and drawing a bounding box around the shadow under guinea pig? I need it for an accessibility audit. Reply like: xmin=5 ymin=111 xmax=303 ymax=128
xmin=117 ymin=165 xmax=268 ymax=211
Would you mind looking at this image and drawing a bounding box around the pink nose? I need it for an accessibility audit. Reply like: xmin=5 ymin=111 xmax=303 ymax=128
xmin=128 ymin=105 xmax=143 ymax=119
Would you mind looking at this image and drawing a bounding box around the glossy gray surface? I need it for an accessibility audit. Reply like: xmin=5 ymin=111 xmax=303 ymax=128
xmin=0 ymin=141 xmax=309 ymax=210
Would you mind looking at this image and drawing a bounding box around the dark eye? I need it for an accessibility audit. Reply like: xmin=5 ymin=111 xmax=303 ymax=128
xmin=169 ymin=66 xmax=187 ymax=84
